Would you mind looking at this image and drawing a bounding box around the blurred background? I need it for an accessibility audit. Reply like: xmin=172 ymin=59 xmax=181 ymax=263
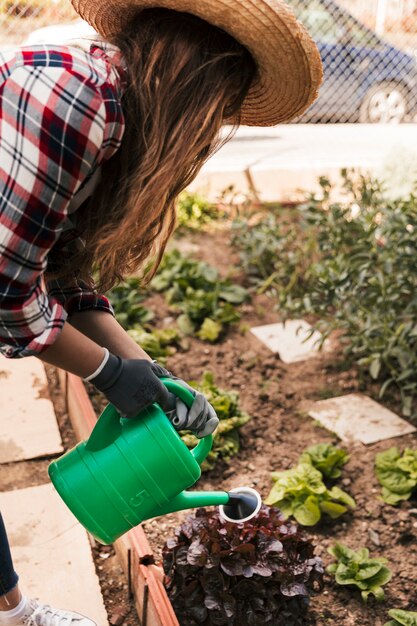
xmin=2 ymin=0 xmax=417 ymax=123
xmin=1 ymin=0 xmax=417 ymax=201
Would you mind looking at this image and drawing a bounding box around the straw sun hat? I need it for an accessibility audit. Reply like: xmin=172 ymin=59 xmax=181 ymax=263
xmin=71 ymin=0 xmax=323 ymax=126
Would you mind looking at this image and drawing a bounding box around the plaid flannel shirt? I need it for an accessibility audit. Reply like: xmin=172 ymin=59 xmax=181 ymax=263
xmin=0 ymin=42 xmax=125 ymax=358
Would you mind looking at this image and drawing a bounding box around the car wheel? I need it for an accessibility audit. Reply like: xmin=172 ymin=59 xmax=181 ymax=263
xmin=359 ymin=82 xmax=408 ymax=123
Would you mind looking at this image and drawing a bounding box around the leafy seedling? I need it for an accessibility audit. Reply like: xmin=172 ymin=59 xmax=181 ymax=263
xmin=299 ymin=442 xmax=350 ymax=479
xmin=152 ymin=249 xmax=248 ymax=342
xmin=375 ymin=447 xmax=417 ymax=505
xmin=127 ymin=326 xmax=183 ymax=364
xmin=109 ymin=277 xmax=154 ymax=329
xmin=384 ymin=609 xmax=417 ymax=626
xmin=265 ymin=463 xmax=355 ymax=526
xmin=327 ymin=542 xmax=392 ymax=602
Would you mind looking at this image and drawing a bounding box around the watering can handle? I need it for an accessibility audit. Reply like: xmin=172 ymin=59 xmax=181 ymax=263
xmin=86 ymin=377 xmax=213 ymax=463
xmin=159 ymin=377 xmax=213 ymax=466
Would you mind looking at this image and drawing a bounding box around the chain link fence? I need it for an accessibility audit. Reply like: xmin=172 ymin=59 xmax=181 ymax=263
xmin=1 ymin=0 xmax=417 ymax=123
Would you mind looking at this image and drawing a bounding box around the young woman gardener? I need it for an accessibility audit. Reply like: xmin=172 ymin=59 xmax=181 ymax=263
xmin=0 ymin=0 xmax=322 ymax=624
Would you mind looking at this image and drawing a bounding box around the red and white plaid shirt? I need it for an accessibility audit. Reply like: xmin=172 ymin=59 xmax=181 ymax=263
xmin=0 ymin=42 xmax=125 ymax=358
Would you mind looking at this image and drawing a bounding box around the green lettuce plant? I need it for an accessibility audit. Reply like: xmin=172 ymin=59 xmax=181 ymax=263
xmin=163 ymin=506 xmax=324 ymax=626
xmin=375 ymin=447 xmax=417 ymax=505
xmin=109 ymin=277 xmax=154 ymax=329
xmin=265 ymin=463 xmax=355 ymax=526
xmin=299 ymin=443 xmax=350 ymax=480
xmin=384 ymin=609 xmax=417 ymax=626
xmin=327 ymin=543 xmax=392 ymax=602
xmin=181 ymin=372 xmax=250 ymax=471
xmin=127 ymin=326 xmax=183 ymax=365
xmin=151 ymin=249 xmax=248 ymax=342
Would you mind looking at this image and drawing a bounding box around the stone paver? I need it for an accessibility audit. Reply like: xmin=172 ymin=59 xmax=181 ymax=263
xmin=0 ymin=356 xmax=63 ymax=463
xmin=250 ymin=320 xmax=326 ymax=363
xmin=0 ymin=483 xmax=108 ymax=626
xmin=308 ymin=393 xmax=416 ymax=444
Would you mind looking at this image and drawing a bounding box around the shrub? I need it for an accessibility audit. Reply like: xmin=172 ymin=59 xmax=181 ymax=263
xmin=231 ymin=170 xmax=417 ymax=418
xmin=176 ymin=191 xmax=222 ymax=231
xmin=163 ymin=506 xmax=324 ymax=626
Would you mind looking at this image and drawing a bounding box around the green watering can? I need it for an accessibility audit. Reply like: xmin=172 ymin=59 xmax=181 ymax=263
xmin=48 ymin=378 xmax=262 ymax=544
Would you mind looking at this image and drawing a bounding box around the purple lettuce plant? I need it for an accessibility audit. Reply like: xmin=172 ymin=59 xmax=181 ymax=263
xmin=162 ymin=505 xmax=324 ymax=626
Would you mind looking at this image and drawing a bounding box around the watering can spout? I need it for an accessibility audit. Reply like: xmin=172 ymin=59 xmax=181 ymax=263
xmin=150 ymin=490 xmax=230 ymax=518
xmin=149 ymin=487 xmax=262 ymax=523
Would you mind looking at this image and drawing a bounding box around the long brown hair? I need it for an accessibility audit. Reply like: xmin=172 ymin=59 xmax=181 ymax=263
xmin=72 ymin=8 xmax=257 ymax=292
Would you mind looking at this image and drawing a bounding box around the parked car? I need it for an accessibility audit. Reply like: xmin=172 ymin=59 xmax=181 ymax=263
xmin=287 ymin=0 xmax=417 ymax=122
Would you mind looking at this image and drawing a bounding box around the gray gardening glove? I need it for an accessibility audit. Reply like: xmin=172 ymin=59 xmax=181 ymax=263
xmin=89 ymin=354 xmax=175 ymax=419
xmin=151 ymin=362 xmax=219 ymax=438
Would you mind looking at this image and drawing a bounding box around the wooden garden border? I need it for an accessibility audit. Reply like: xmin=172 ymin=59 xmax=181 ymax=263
xmin=57 ymin=369 xmax=179 ymax=626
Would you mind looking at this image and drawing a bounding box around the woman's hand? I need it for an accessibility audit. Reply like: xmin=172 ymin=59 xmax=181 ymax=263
xmin=151 ymin=362 xmax=219 ymax=438
xmin=88 ymin=354 xmax=174 ymax=418
xmin=90 ymin=355 xmax=219 ymax=437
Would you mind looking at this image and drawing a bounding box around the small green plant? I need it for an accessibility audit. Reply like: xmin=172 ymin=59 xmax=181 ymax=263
xmin=151 ymin=249 xmax=248 ymax=342
xmin=299 ymin=443 xmax=350 ymax=479
xmin=375 ymin=447 xmax=417 ymax=505
xmin=327 ymin=543 xmax=392 ymax=602
xmin=384 ymin=609 xmax=417 ymax=625
xmin=127 ymin=326 xmax=183 ymax=364
xmin=265 ymin=463 xmax=355 ymax=526
xmin=109 ymin=277 xmax=154 ymax=329
xmin=176 ymin=191 xmax=221 ymax=231
xmin=163 ymin=506 xmax=324 ymax=626
xmin=180 ymin=372 xmax=250 ymax=471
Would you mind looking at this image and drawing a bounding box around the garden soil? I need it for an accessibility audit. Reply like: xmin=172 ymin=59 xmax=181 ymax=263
xmin=2 ymin=224 xmax=416 ymax=626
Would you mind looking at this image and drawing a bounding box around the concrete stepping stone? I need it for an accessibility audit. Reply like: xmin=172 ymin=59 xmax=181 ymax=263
xmin=250 ymin=320 xmax=326 ymax=363
xmin=0 ymin=483 xmax=108 ymax=625
xmin=308 ymin=393 xmax=416 ymax=444
xmin=0 ymin=356 xmax=63 ymax=463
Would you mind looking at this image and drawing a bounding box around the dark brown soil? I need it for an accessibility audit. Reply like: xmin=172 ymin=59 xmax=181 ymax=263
xmin=87 ymin=225 xmax=417 ymax=626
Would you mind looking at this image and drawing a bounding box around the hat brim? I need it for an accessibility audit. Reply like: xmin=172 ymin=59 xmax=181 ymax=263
xmin=71 ymin=0 xmax=323 ymax=126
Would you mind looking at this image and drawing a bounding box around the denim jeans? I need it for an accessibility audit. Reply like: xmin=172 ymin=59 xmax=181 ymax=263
xmin=0 ymin=513 xmax=19 ymax=596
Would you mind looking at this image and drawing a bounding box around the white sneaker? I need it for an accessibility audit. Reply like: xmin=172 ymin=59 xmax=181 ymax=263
xmin=22 ymin=599 xmax=97 ymax=626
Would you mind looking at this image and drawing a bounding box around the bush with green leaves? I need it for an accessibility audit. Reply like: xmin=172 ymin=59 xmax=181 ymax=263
xmin=265 ymin=462 xmax=355 ymax=526
xmin=299 ymin=443 xmax=349 ymax=480
xmin=231 ymin=170 xmax=417 ymax=418
xmin=163 ymin=506 xmax=324 ymax=626
xmin=327 ymin=543 xmax=392 ymax=602
xmin=176 ymin=191 xmax=222 ymax=231
xmin=384 ymin=609 xmax=417 ymax=626
xmin=180 ymin=372 xmax=250 ymax=471
xmin=375 ymin=447 xmax=417 ymax=505
xmin=151 ymin=249 xmax=248 ymax=342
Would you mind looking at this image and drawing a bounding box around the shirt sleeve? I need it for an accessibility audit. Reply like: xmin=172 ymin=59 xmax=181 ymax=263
xmin=0 ymin=64 xmax=112 ymax=358
xmin=45 ymin=227 xmax=114 ymax=317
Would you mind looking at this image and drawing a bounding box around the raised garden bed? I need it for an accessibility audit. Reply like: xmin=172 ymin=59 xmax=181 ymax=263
xmin=77 ymin=221 xmax=417 ymax=626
